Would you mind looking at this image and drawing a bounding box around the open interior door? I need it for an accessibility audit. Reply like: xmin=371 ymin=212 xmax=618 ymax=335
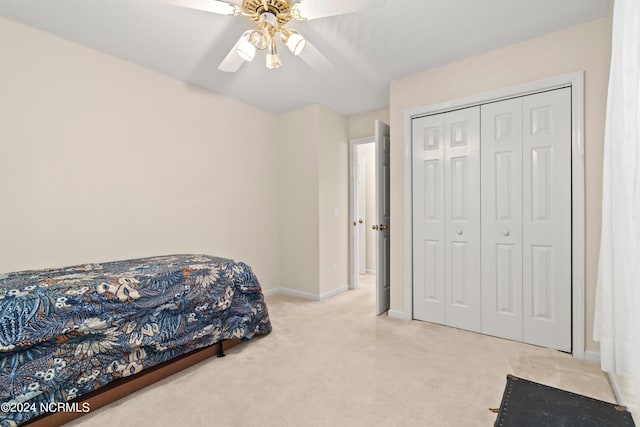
xmin=375 ymin=120 xmax=391 ymax=315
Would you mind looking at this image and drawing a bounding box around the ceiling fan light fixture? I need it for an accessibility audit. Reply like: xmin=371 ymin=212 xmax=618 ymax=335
xmin=249 ymin=28 xmax=269 ymax=50
xmin=236 ymin=31 xmax=256 ymax=62
xmin=266 ymin=39 xmax=282 ymax=69
xmin=236 ymin=40 xmax=256 ymax=62
xmin=266 ymin=53 xmax=282 ymax=69
xmin=181 ymin=0 xmax=381 ymax=74
xmin=282 ymin=30 xmax=306 ymax=56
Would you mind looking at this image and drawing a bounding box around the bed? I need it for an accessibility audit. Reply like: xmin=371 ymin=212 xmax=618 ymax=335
xmin=0 ymin=254 xmax=272 ymax=426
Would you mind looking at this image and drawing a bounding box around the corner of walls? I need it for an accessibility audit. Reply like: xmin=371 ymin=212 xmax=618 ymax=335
xmin=317 ymin=105 xmax=349 ymax=296
xmin=275 ymin=104 xmax=350 ymax=298
xmin=348 ymin=108 xmax=390 ymax=140
xmin=276 ymin=106 xmax=321 ymax=295
xmin=608 ymin=373 xmax=639 ymax=423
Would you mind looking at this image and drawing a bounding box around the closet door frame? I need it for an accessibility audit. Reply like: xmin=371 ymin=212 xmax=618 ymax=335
xmin=402 ymin=71 xmax=586 ymax=359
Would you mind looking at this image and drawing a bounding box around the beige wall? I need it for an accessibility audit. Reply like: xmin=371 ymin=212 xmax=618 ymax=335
xmin=0 ymin=17 xmax=350 ymax=299
xmin=0 ymin=17 xmax=281 ymax=290
xmin=348 ymin=109 xmax=390 ymax=140
xmin=277 ymin=105 xmax=321 ymax=294
xmin=318 ymin=106 xmax=349 ymax=295
xmin=389 ymin=16 xmax=613 ymax=353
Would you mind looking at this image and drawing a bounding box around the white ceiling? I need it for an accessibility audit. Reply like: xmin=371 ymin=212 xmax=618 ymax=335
xmin=0 ymin=0 xmax=610 ymax=115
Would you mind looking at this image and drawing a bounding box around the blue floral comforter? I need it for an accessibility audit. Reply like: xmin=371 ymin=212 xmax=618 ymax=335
xmin=0 ymin=254 xmax=271 ymax=426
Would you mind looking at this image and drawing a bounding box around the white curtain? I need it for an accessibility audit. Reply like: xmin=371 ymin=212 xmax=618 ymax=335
xmin=594 ymin=0 xmax=640 ymax=409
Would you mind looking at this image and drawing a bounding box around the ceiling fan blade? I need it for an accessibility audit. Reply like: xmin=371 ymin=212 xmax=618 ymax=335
xmin=218 ymin=34 xmax=249 ymax=72
xmin=292 ymin=0 xmax=386 ymax=20
xmin=219 ymin=49 xmax=245 ymax=73
xmin=298 ymin=40 xmax=334 ymax=73
xmin=167 ymin=0 xmax=240 ymax=16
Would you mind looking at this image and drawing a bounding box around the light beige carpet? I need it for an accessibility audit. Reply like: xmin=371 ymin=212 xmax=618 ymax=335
xmin=68 ymin=275 xmax=614 ymax=426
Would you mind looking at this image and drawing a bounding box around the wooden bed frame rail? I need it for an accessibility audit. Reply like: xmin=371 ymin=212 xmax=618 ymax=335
xmin=23 ymin=339 xmax=241 ymax=427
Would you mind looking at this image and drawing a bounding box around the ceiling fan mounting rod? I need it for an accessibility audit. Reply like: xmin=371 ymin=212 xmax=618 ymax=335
xmin=259 ymin=11 xmax=278 ymax=26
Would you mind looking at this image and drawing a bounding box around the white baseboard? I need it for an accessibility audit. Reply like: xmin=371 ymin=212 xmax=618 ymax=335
xmin=271 ymin=288 xmax=321 ymax=301
xmin=388 ymin=309 xmax=410 ymax=320
xmin=262 ymin=288 xmax=280 ymax=297
xmin=319 ymin=285 xmax=348 ymax=301
xmin=608 ymin=372 xmax=625 ymax=405
xmin=584 ymin=350 xmax=601 ymax=363
xmin=263 ymin=285 xmax=348 ymax=301
xmin=607 ymin=372 xmax=639 ymax=423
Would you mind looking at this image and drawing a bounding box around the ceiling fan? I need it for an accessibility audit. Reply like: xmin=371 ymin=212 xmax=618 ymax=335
xmin=170 ymin=0 xmax=380 ymax=72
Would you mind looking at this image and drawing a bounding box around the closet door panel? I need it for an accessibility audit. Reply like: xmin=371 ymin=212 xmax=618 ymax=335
xmin=412 ymin=114 xmax=446 ymax=324
xmin=444 ymin=107 xmax=481 ymax=332
xmin=522 ymin=88 xmax=572 ymax=352
xmin=481 ymin=98 xmax=523 ymax=341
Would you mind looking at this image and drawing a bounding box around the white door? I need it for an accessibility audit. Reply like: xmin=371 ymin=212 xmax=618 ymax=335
xmin=443 ymin=107 xmax=481 ymax=332
xmin=522 ymin=88 xmax=572 ymax=352
xmin=357 ymin=157 xmax=366 ymax=275
xmin=412 ymin=113 xmax=446 ymax=323
xmin=375 ymin=121 xmax=391 ymax=315
xmin=481 ymin=98 xmax=524 ymax=341
xmin=412 ymin=107 xmax=481 ymax=330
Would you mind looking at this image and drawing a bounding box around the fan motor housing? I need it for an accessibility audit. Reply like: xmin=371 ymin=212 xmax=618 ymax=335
xmin=243 ymin=0 xmax=292 ymax=25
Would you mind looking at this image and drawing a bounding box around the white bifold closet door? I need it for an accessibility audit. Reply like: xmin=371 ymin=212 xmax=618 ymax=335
xmin=480 ymin=97 xmax=524 ymax=342
xmin=522 ymin=88 xmax=572 ymax=351
xmin=413 ymin=87 xmax=572 ymax=352
xmin=480 ymin=88 xmax=571 ymax=351
xmin=412 ymin=107 xmax=481 ymax=332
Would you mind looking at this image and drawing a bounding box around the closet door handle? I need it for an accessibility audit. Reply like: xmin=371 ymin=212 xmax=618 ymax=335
xmin=503 ymin=230 xmax=510 ymax=237
xmin=456 ymin=230 xmax=463 ymax=236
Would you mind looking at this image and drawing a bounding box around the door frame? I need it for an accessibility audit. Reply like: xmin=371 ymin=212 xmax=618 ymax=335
xmin=402 ymin=71 xmax=586 ymax=359
xmin=349 ymin=136 xmax=375 ymax=290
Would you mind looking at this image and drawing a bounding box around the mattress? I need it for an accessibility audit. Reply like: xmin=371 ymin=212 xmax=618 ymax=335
xmin=0 ymin=254 xmax=271 ymax=426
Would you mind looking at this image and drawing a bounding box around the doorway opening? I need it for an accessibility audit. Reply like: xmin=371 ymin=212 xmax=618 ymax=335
xmin=349 ymin=121 xmax=391 ymax=315
xmin=351 ymin=140 xmax=377 ymax=291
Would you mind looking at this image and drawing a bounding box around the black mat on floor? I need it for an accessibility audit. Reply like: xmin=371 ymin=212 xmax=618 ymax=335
xmin=494 ymin=374 xmax=635 ymax=427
